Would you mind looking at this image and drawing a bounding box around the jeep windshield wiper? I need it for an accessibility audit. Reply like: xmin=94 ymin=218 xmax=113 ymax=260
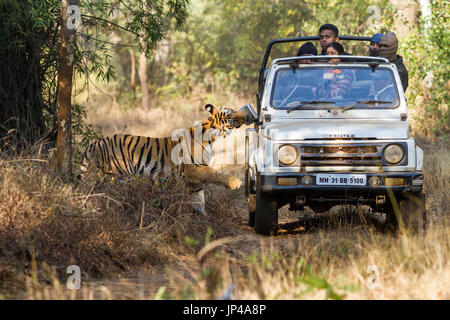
xmin=286 ymin=100 xmax=336 ymax=113
xmin=341 ymin=100 xmax=392 ymax=113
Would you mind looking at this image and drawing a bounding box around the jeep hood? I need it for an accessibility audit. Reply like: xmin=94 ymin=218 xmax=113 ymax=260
xmin=264 ymin=119 xmax=409 ymax=140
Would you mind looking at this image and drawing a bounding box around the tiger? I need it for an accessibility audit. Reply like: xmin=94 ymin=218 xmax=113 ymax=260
xmin=82 ymin=104 xmax=247 ymax=214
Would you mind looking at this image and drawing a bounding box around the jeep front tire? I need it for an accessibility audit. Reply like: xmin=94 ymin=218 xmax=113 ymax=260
xmin=254 ymin=173 xmax=278 ymax=235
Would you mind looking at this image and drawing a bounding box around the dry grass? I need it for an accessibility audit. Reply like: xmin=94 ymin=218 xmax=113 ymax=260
xmin=170 ymin=140 xmax=449 ymax=300
xmin=182 ymin=220 xmax=449 ymax=300
xmin=7 ymin=140 xmax=446 ymax=301
xmin=0 ymin=150 xmax=243 ymax=299
xmin=1 ymin=93 xmax=448 ymax=300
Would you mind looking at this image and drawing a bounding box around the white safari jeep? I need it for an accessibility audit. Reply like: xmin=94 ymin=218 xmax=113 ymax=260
xmin=242 ymin=36 xmax=427 ymax=235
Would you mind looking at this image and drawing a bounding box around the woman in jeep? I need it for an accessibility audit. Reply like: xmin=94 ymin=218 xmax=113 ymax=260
xmin=315 ymin=42 xmax=353 ymax=98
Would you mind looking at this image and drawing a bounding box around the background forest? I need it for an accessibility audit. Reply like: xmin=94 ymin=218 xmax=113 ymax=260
xmin=0 ymin=0 xmax=448 ymax=151
xmin=82 ymin=0 xmax=449 ymax=142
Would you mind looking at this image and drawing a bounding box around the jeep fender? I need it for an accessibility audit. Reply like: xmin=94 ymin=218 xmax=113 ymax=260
xmin=416 ymin=145 xmax=423 ymax=171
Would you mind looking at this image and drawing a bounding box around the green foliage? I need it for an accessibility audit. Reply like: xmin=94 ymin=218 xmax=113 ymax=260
xmin=159 ymin=0 xmax=394 ymax=95
xmin=400 ymin=0 xmax=449 ymax=141
xmin=0 ymin=0 xmax=190 ymax=146
xmin=293 ymin=258 xmax=353 ymax=300
xmin=155 ymin=286 xmax=172 ymax=299
xmin=71 ymin=103 xmax=103 ymax=149
xmin=295 ymin=274 xmax=345 ymax=300
xmin=151 ymin=197 xmax=163 ymax=209
xmin=184 ymin=235 xmax=200 ymax=246
xmin=76 ymin=0 xmax=189 ymax=78
xmin=177 ymin=284 xmax=196 ymax=299
xmin=204 ymin=226 xmax=213 ymax=246
xmin=245 ymin=254 xmax=354 ymax=299
xmin=0 ymin=0 xmax=60 ymax=145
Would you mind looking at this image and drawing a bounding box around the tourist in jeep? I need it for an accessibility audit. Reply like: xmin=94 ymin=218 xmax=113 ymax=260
xmin=319 ymin=24 xmax=351 ymax=55
xmin=325 ymin=42 xmax=345 ymax=63
xmin=371 ymin=69 xmax=396 ymax=101
xmin=314 ymin=42 xmax=353 ymax=98
xmin=296 ymin=41 xmax=318 ymax=63
xmin=369 ymin=33 xmax=384 ymax=56
xmin=378 ymin=32 xmax=409 ymax=91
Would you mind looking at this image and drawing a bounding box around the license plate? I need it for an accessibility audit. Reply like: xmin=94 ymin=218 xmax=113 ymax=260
xmin=316 ymin=174 xmax=366 ymax=186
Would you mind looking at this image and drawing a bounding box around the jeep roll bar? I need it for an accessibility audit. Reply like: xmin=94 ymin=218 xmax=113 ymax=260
xmin=274 ymin=55 xmax=389 ymax=66
xmin=256 ymin=35 xmax=373 ymax=115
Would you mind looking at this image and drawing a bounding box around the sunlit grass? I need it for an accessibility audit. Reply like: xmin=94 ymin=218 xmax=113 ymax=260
xmin=0 ymin=97 xmax=448 ymax=300
xmin=0 ymin=150 xmax=242 ymax=299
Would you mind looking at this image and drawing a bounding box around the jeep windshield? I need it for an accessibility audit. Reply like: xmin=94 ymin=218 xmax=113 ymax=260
xmin=271 ymin=66 xmax=400 ymax=110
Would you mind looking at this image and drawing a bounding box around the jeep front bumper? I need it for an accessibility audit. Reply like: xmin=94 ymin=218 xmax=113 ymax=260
xmin=259 ymin=171 xmax=424 ymax=195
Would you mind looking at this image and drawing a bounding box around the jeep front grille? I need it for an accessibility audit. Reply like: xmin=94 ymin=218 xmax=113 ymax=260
xmin=300 ymin=144 xmax=383 ymax=167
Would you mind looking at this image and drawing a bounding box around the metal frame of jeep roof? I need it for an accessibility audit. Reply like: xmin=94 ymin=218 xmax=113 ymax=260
xmin=256 ymin=36 xmax=374 ymax=115
xmin=274 ymin=55 xmax=390 ymax=65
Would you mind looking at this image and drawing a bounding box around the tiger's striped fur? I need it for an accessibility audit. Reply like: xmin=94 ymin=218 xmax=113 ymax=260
xmin=82 ymin=105 xmax=246 ymax=212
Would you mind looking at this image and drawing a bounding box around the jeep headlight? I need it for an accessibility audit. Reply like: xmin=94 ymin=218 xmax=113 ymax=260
xmin=384 ymin=144 xmax=404 ymax=164
xmin=278 ymin=145 xmax=298 ymax=165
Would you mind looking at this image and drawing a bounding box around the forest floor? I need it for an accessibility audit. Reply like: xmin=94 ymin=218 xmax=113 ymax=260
xmin=1 ymin=100 xmax=448 ymax=300
xmin=82 ymin=160 xmax=450 ymax=300
xmin=79 ymin=170 xmax=392 ymax=300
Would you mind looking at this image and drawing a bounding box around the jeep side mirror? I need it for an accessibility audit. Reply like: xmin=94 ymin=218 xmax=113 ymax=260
xmin=238 ymin=104 xmax=258 ymax=125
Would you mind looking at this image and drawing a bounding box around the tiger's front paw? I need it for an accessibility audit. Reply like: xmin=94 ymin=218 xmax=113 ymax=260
xmin=228 ymin=176 xmax=242 ymax=190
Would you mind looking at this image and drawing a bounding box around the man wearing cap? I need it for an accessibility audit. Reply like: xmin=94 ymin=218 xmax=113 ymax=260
xmin=378 ymin=31 xmax=409 ymax=91
xmin=369 ymin=33 xmax=384 ymax=56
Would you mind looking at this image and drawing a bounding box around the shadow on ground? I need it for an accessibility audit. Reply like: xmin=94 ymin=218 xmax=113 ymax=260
xmin=275 ymin=205 xmax=387 ymax=236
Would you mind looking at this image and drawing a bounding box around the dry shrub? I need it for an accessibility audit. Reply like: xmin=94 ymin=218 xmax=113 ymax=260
xmin=421 ymin=140 xmax=450 ymax=222
xmin=171 ymin=217 xmax=449 ymax=300
xmin=167 ymin=144 xmax=450 ymax=300
xmin=0 ymin=152 xmax=241 ymax=298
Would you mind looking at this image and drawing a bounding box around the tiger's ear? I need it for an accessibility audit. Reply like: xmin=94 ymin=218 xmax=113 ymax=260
xmin=205 ymin=104 xmax=215 ymax=114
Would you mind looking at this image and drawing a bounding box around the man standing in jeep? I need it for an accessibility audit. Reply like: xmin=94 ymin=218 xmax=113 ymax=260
xmin=378 ymin=32 xmax=409 ymax=91
xmin=319 ymin=24 xmax=351 ymax=55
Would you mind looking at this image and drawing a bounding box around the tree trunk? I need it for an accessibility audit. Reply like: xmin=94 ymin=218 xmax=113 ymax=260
xmin=420 ymin=0 xmax=433 ymax=89
xmin=390 ymin=0 xmax=419 ymax=38
xmin=0 ymin=1 xmax=46 ymax=148
xmin=138 ymin=51 xmax=150 ymax=110
xmin=129 ymin=48 xmax=136 ymax=89
xmin=56 ymin=0 xmax=77 ymax=176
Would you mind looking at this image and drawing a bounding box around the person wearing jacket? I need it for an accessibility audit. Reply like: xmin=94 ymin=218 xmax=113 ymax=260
xmin=378 ymin=32 xmax=409 ymax=92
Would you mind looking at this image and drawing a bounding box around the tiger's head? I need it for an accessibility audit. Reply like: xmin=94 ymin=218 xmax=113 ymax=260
xmin=203 ymin=104 xmax=246 ymax=137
